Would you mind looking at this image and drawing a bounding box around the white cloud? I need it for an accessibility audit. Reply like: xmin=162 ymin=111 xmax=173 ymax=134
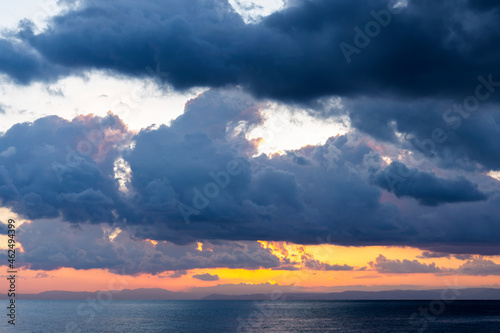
xmin=228 ymin=0 xmax=286 ymax=23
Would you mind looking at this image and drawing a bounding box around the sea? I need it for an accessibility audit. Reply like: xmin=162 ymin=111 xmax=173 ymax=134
xmin=1 ymin=300 xmax=499 ymax=332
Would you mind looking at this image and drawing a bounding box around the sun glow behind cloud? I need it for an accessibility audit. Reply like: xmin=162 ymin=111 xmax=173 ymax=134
xmin=246 ymin=102 xmax=351 ymax=155
xmin=228 ymin=0 xmax=286 ymax=23
xmin=488 ymin=171 xmax=500 ymax=182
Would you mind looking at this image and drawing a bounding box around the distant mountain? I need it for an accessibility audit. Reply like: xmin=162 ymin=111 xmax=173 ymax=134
xmin=2 ymin=288 xmax=500 ymax=300
xmin=202 ymin=288 xmax=500 ymax=300
xmin=0 ymin=288 xmax=198 ymax=300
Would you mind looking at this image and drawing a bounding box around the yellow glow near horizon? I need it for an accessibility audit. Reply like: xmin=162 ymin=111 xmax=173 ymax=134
xmin=1 ymin=215 xmax=500 ymax=294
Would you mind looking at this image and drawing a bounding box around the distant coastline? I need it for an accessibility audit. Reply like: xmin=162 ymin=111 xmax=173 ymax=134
xmin=2 ymin=287 xmax=500 ymax=301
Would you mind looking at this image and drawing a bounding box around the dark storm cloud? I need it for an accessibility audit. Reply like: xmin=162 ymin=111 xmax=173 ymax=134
xmin=3 ymin=0 xmax=498 ymax=175
xmin=0 ymin=33 xmax=67 ymax=84
xmin=345 ymin=97 xmax=500 ymax=171
xmin=1 ymin=0 xmax=499 ymax=274
xmin=373 ymin=161 xmax=488 ymax=206
xmin=123 ymin=102 xmax=402 ymax=245
xmin=0 ymin=0 xmax=497 ymax=103
xmin=122 ymin=89 xmax=499 ymax=252
xmin=0 ymin=113 xmax=132 ymax=223
xmin=2 ymin=87 xmax=499 ymax=255
xmin=0 ymin=222 xmax=7 ymax=234
xmin=2 ymin=0 xmax=499 ymax=176
xmin=466 ymin=0 xmax=500 ymax=12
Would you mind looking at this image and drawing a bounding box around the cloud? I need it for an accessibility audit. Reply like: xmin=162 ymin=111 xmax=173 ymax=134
xmin=192 ymin=273 xmax=220 ymax=281
xmin=16 ymin=219 xmax=282 ymax=274
xmin=369 ymin=255 xmax=446 ymax=274
xmin=416 ymin=252 xmax=473 ymax=261
xmin=0 ymin=222 xmax=7 ymax=234
xmin=0 ymin=1 xmax=499 ymax=179
xmin=346 ymin=98 xmax=500 ymax=171
xmin=373 ymin=161 xmax=488 ymax=206
xmin=159 ymin=270 xmax=188 ymax=278
xmin=457 ymin=257 xmax=500 ymax=276
xmin=0 ymin=35 xmax=68 ymax=84
xmin=124 ymin=123 xmax=402 ymax=245
xmin=417 ymin=251 xmax=451 ymax=259
xmin=0 ymin=112 xmax=132 ymax=223
xmin=0 ymin=0 xmax=499 ymax=277
xmin=0 ymin=0 xmax=495 ymax=105
xmin=453 ymin=254 xmax=474 ymax=261
xmin=170 ymin=270 xmax=188 ymax=278
xmin=0 ymin=87 xmax=499 ymax=255
xmin=34 ymin=272 xmax=51 ymax=278
xmin=301 ymin=252 xmax=354 ymax=271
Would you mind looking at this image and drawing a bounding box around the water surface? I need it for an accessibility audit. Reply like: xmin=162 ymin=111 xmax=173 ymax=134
xmin=1 ymin=300 xmax=499 ymax=332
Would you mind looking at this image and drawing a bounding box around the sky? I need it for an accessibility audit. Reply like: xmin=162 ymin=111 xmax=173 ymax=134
xmin=0 ymin=0 xmax=500 ymax=295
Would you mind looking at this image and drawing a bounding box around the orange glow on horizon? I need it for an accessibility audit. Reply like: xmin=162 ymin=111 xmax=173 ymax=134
xmin=1 ymin=242 xmax=498 ymax=295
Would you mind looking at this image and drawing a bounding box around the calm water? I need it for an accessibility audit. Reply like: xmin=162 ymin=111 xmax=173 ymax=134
xmin=1 ymin=300 xmax=499 ymax=332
